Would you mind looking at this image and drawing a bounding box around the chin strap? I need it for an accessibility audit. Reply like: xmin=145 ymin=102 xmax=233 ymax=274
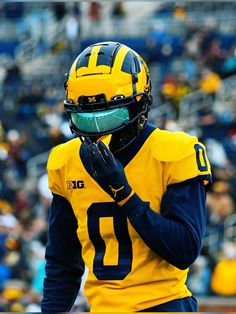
xmin=138 ymin=115 xmax=148 ymax=130
xmin=109 ymin=120 xmax=139 ymax=153
xmin=109 ymin=111 xmax=149 ymax=154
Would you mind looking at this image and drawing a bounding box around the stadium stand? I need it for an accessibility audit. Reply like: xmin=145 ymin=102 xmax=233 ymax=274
xmin=0 ymin=1 xmax=236 ymax=311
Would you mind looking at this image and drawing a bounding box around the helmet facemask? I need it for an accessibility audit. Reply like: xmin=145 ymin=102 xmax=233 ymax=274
xmin=64 ymin=41 xmax=152 ymax=152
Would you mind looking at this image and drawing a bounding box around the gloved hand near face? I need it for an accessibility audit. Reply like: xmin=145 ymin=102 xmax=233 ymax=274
xmin=84 ymin=140 xmax=133 ymax=204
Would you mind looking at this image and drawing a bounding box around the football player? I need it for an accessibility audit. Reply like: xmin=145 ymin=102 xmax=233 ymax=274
xmin=41 ymin=41 xmax=212 ymax=312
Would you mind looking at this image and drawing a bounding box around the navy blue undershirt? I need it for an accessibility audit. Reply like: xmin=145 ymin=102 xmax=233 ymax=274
xmin=41 ymin=194 xmax=84 ymax=312
xmin=41 ymin=123 xmax=209 ymax=312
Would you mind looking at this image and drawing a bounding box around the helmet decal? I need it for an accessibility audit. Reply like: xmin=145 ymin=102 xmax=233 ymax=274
xmin=75 ymin=42 xmax=121 ymax=74
xmin=74 ymin=42 xmax=143 ymax=77
xmin=75 ymin=46 xmax=92 ymax=69
xmin=96 ymin=43 xmax=121 ymax=67
xmin=121 ymin=50 xmax=141 ymax=74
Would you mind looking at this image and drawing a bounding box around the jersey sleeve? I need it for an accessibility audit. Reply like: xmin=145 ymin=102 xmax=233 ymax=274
xmin=47 ymin=145 xmax=66 ymax=197
xmin=46 ymin=138 xmax=82 ymax=197
xmin=165 ymin=134 xmax=212 ymax=186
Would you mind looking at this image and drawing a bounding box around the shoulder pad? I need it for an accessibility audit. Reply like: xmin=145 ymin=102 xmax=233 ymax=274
xmin=149 ymin=129 xmax=211 ymax=185
xmin=150 ymin=129 xmax=198 ymax=162
xmin=47 ymin=138 xmax=81 ymax=171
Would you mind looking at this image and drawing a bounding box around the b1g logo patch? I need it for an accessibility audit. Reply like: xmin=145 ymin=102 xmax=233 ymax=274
xmin=67 ymin=180 xmax=85 ymax=189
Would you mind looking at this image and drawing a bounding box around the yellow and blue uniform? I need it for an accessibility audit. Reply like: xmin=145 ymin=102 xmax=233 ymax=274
xmin=42 ymin=123 xmax=211 ymax=312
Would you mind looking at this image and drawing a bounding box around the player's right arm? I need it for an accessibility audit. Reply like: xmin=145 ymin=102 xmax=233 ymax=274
xmin=41 ymin=193 xmax=85 ymax=312
xmin=41 ymin=144 xmax=85 ymax=312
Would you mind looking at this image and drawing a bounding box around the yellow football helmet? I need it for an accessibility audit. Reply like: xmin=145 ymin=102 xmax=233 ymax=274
xmin=64 ymin=41 xmax=152 ymax=151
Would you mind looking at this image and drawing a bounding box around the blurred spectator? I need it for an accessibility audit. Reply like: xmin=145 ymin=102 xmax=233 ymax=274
xmin=5 ymin=129 xmax=32 ymax=179
xmin=220 ymin=109 xmax=236 ymax=167
xmin=154 ymin=3 xmax=174 ymax=17
xmin=199 ymin=67 xmax=222 ymax=97
xmin=4 ymin=3 xmax=24 ymax=20
xmin=17 ymin=84 xmax=43 ymax=121
xmin=185 ymin=32 xmax=203 ymax=60
xmin=112 ymin=2 xmax=126 ymax=19
xmin=159 ymin=75 xmax=178 ymax=119
xmin=206 ymin=181 xmax=235 ymax=241
xmin=88 ymin=2 xmax=102 ymax=23
xmin=172 ymin=72 xmax=192 ymax=114
xmin=52 ymin=3 xmax=67 ymax=21
xmin=28 ymin=240 xmax=45 ymax=295
xmin=200 ymin=17 xmax=218 ymax=57
xmin=3 ymin=62 xmax=22 ymax=96
xmin=203 ymin=39 xmax=225 ymax=74
xmin=44 ymin=87 xmax=58 ymax=108
xmin=14 ymin=188 xmax=32 ymax=218
xmin=0 ymin=3 xmax=4 ymax=18
xmin=187 ymin=255 xmax=212 ymax=296
xmin=0 ymin=203 xmax=19 ymax=290
xmin=221 ymin=45 xmax=236 ymax=78
xmin=159 ymin=73 xmax=192 ymax=118
xmin=0 ymin=261 xmax=11 ymax=291
xmin=211 ymin=242 xmax=236 ymax=296
xmin=0 ymin=122 xmax=8 ymax=163
xmin=65 ymin=11 xmax=80 ymax=56
xmin=181 ymin=55 xmax=199 ymax=82
xmin=173 ymin=5 xmax=187 ymax=20
xmin=71 ymin=2 xmax=81 ymax=17
xmin=37 ymin=173 xmax=51 ymax=201
xmin=205 ymin=138 xmax=229 ymax=168
xmin=164 ymin=119 xmax=182 ymax=132
xmin=204 ymin=180 xmax=235 ymax=257
xmin=145 ymin=22 xmax=174 ymax=74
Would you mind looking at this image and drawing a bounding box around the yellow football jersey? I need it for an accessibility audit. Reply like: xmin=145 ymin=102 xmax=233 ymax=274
xmin=47 ymin=127 xmax=211 ymax=312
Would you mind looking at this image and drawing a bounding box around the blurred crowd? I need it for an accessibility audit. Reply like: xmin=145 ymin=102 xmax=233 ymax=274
xmin=0 ymin=1 xmax=236 ymax=311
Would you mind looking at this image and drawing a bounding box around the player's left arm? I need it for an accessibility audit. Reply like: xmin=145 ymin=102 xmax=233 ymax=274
xmin=121 ymin=178 xmax=207 ymax=270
